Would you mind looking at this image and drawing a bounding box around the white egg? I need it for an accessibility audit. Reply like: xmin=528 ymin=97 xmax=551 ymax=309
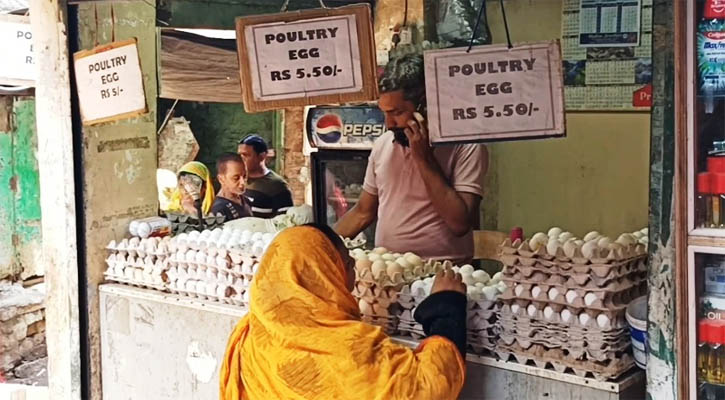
xmin=581 ymin=241 xmax=599 ymax=259
xmin=475 ymin=282 xmax=486 ymax=288
xmin=491 ymin=272 xmax=503 ymax=284
xmin=386 ymin=262 xmax=404 ymax=277
xmin=565 ymin=290 xmax=578 ymax=304
xmin=496 ymin=281 xmax=507 ymax=293
xmin=367 ymin=253 xmax=382 ymax=262
xmin=423 ymin=277 xmax=434 ymax=285
xmin=462 ymin=274 xmax=476 ymax=286
xmin=410 ymin=280 xmax=426 ymax=295
xmin=252 ymin=242 xmax=265 ymax=257
xmin=559 ymin=232 xmax=574 ymax=241
xmin=546 ymin=239 xmax=560 ymax=256
xmin=583 ymin=231 xmax=601 ymax=242
xmin=527 ymin=304 xmax=538 ymax=317
xmin=251 ymin=232 xmax=264 ymax=242
xmin=395 ymin=257 xmax=413 ymax=270
xmin=548 ymin=287 xmax=560 ymax=301
xmin=404 ymin=253 xmax=423 ymax=266
xmin=472 ymin=270 xmax=490 ymax=284
xmin=241 ymin=230 xmax=252 ymax=242
xmin=514 ymin=284 xmax=525 ymax=297
xmin=531 ymin=286 xmax=542 ymax=298
xmin=382 ymin=253 xmax=396 ymax=261
xmin=482 ymin=286 xmax=498 ymax=300
xmin=584 ymin=292 xmax=598 ymax=306
xmin=467 ymin=286 xmax=481 ymax=296
xmin=511 ymin=304 xmax=521 ymax=314
xmin=459 ymin=264 xmax=475 ymax=275
xmin=615 ymin=234 xmax=635 ymax=246
xmin=597 ymin=314 xmax=611 ymax=328
xmin=372 ymin=247 xmax=388 ymax=255
xmin=579 ymin=312 xmax=591 ymax=326
xmin=563 ymin=241 xmax=578 ymax=258
xmin=561 ymin=309 xmax=573 ymax=323
xmin=597 ymin=236 xmax=613 ymax=248
xmin=543 ymin=306 xmax=555 ymax=320
xmin=547 ymin=227 xmax=563 ymax=237
xmin=358 ymin=299 xmax=373 ymax=314
xmin=452 ymin=266 xmax=461 ymax=273
xmin=371 ymin=261 xmax=387 ymax=278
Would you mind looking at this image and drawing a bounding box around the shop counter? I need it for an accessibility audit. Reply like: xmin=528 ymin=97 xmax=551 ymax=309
xmin=99 ymin=284 xmax=644 ymax=400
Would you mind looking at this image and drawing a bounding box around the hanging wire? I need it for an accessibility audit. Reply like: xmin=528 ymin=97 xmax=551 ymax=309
xmin=318 ymin=0 xmax=327 ymax=8
xmin=466 ymin=0 xmax=487 ymax=53
xmin=499 ymin=0 xmax=513 ymax=49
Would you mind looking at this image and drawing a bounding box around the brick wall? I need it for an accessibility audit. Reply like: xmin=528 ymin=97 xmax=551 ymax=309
xmin=282 ymin=108 xmax=309 ymax=204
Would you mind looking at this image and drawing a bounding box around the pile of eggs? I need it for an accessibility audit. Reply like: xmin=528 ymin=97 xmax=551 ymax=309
xmin=528 ymin=227 xmax=649 ymax=259
xmin=409 ymin=265 xmax=506 ymax=300
xmin=351 ymin=247 xmax=426 ymax=281
xmin=171 ymin=228 xmax=277 ymax=257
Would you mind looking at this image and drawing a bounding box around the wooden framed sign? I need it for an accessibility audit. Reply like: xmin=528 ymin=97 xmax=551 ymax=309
xmin=424 ymin=40 xmax=566 ymax=144
xmin=235 ymin=4 xmax=377 ymax=113
xmin=0 ymin=15 xmax=36 ymax=86
xmin=73 ymin=39 xmax=147 ymax=125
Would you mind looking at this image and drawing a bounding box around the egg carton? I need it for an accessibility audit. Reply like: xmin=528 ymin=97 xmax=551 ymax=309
xmin=502 ymin=268 xmax=647 ymax=291
xmin=355 ymin=260 xmax=446 ymax=287
xmin=104 ymin=265 xmax=169 ymax=292
xmin=498 ymin=334 xmax=629 ymax=362
xmin=354 ymin=282 xmax=403 ymax=302
xmin=501 ymin=258 xmax=647 ymax=285
xmin=501 ymin=238 xmax=646 ymax=263
xmin=497 ymin=301 xmax=627 ymax=329
xmin=396 ymin=286 xmax=500 ymax=310
xmin=106 ymin=237 xmax=172 ymax=258
xmin=500 ymin=280 xmax=646 ymax=311
xmin=167 ymin=279 xmax=245 ymax=306
xmin=495 ymin=342 xmax=634 ymax=381
xmin=497 ymin=313 xmax=630 ymax=339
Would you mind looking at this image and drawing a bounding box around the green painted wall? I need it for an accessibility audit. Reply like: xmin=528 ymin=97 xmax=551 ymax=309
xmin=482 ymin=0 xmax=651 ymax=239
xmin=0 ymin=97 xmax=42 ymax=280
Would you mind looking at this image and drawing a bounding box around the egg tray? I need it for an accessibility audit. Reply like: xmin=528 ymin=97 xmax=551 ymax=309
xmin=104 ymin=269 xmax=169 ymax=292
xmin=498 ymin=333 xmax=629 ymax=363
xmin=398 ymin=284 xmax=501 ymax=307
xmin=168 ymin=264 xmax=256 ymax=290
xmin=497 ymin=313 xmax=629 ymax=339
xmin=397 ymin=314 xmax=498 ymax=338
xmin=497 ymin=302 xmax=627 ymax=330
xmin=355 ymin=261 xmax=444 ymax=288
xmin=354 ymin=282 xmax=404 ymax=303
xmin=167 ymin=280 xmax=244 ymax=306
xmin=502 ymin=267 xmax=647 ymax=291
xmin=501 ymin=257 xmax=647 ymax=285
xmin=105 ymin=253 xmax=170 ymax=272
xmin=106 ymin=238 xmax=172 ymax=258
xmin=500 ymin=280 xmax=646 ymax=312
xmin=501 ymin=238 xmax=646 ymax=263
xmin=495 ymin=342 xmax=634 ymax=381
xmin=168 ymin=248 xmax=260 ymax=271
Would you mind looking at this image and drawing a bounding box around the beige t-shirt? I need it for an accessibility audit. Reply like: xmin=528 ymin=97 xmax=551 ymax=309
xmin=363 ymin=131 xmax=485 ymax=262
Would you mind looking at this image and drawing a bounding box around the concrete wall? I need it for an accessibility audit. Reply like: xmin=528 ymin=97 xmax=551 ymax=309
xmin=73 ymin=2 xmax=159 ymax=397
xmin=0 ymin=97 xmax=42 ymax=281
xmin=481 ymin=0 xmax=650 ymax=238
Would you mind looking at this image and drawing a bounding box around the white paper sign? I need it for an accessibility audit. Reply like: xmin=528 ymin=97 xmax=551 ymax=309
xmin=244 ymin=15 xmax=363 ymax=101
xmin=424 ymin=41 xmax=566 ymax=144
xmin=74 ymin=40 xmax=147 ymax=124
xmin=0 ymin=17 xmax=36 ymax=84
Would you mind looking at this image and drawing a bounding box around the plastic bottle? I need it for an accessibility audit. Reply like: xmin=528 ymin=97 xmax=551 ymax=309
xmin=699 ymin=319 xmax=711 ymax=382
xmin=130 ymin=217 xmax=171 ymax=239
xmin=698 ymin=0 xmax=725 ymax=113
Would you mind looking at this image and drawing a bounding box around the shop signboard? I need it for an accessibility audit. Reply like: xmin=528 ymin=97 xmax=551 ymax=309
xmin=305 ymin=105 xmax=385 ymax=150
xmin=73 ymin=39 xmax=147 ymax=125
xmin=0 ymin=15 xmax=35 ymax=86
xmin=235 ymin=5 xmax=377 ymax=112
xmin=424 ymin=40 xmax=566 ymax=144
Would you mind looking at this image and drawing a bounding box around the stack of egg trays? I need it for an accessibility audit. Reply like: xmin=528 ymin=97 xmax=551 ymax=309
xmin=396 ymin=284 xmax=500 ymax=354
xmin=165 ymin=241 xmax=260 ymax=307
xmin=354 ymin=261 xmax=445 ymax=334
xmin=495 ymin=239 xmax=646 ymax=380
xmin=104 ymin=237 xmax=171 ymax=292
xmin=166 ymin=212 xmax=226 ymax=235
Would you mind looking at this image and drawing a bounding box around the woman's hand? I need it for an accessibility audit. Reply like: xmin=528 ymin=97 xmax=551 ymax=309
xmin=431 ymin=267 xmax=466 ymax=295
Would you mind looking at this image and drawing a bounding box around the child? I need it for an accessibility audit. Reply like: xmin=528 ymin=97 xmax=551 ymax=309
xmin=212 ymin=153 xmax=252 ymax=222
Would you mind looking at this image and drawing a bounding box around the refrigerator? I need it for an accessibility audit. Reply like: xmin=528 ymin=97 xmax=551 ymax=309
xmin=306 ymin=105 xmax=386 ymax=248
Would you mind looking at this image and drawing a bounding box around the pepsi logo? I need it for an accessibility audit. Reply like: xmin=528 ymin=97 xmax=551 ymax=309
xmin=315 ymin=114 xmax=343 ymax=144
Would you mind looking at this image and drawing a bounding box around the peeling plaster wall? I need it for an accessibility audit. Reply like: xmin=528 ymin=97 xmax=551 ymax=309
xmin=0 ymin=97 xmax=42 ymax=280
xmin=74 ymin=2 xmax=159 ymax=398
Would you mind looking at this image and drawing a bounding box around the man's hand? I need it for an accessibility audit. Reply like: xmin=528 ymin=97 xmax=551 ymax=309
xmin=404 ymin=112 xmax=434 ymax=163
xmin=431 ymin=267 xmax=466 ymax=295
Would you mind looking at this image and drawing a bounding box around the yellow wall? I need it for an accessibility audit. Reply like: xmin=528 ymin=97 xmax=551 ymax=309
xmin=482 ymin=0 xmax=650 ymax=238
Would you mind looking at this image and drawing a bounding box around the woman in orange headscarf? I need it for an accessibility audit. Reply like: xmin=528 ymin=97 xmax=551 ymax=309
xmin=220 ymin=224 xmax=468 ymax=400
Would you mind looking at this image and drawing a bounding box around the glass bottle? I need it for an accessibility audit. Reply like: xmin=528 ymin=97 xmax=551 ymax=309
xmin=718 ymin=324 xmax=725 ymax=384
xmin=699 ymin=319 xmax=711 ymax=382
xmin=707 ymin=322 xmax=723 ymax=383
xmin=699 ymin=173 xmax=713 ymax=228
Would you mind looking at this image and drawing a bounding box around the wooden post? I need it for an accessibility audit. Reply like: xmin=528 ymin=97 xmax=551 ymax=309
xmin=28 ymin=0 xmax=82 ymax=398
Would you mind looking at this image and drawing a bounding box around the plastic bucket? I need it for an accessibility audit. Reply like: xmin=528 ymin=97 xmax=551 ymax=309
xmin=626 ymin=295 xmax=648 ymax=369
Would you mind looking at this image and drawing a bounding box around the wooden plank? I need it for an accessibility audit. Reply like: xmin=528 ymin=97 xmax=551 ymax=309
xmin=158 ymin=30 xmax=243 ymax=103
xmin=28 ymin=0 xmax=82 ymax=398
xmin=473 ymin=230 xmax=507 ymax=261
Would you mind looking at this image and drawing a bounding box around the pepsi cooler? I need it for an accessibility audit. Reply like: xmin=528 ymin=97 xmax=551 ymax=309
xmin=305 ymin=106 xmax=385 ymax=247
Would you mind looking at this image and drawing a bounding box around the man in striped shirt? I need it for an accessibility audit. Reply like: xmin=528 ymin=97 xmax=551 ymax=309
xmin=238 ymin=134 xmax=294 ymax=218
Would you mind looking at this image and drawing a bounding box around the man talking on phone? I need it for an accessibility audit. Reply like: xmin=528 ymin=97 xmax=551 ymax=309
xmin=335 ymin=54 xmax=488 ymax=264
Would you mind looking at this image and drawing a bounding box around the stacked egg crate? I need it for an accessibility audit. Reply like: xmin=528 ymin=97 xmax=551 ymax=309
xmin=397 ymin=265 xmax=506 ymax=355
xmin=104 ymin=237 xmax=172 ymax=291
xmin=351 ymin=248 xmax=442 ymax=335
xmin=165 ymin=229 xmax=276 ymax=306
xmin=495 ymin=228 xmax=648 ymax=380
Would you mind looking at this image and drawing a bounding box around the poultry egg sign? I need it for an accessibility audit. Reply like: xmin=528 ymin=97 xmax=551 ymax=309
xmin=73 ymin=39 xmax=147 ymax=125
xmin=236 ymin=5 xmax=378 ymax=112
xmin=0 ymin=15 xmax=35 ymax=85
xmin=424 ymin=40 xmax=566 ymax=144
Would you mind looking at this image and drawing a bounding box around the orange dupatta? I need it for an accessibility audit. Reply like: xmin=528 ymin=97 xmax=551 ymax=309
xmin=220 ymin=226 xmax=465 ymax=400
